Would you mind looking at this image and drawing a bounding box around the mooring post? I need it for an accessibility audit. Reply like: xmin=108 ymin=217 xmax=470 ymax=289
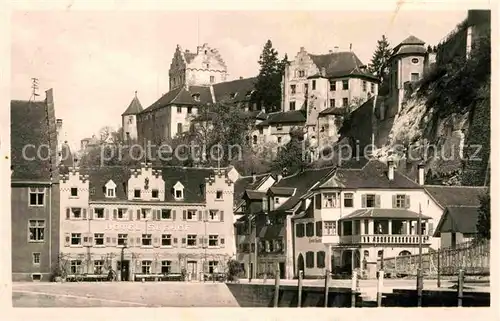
xmin=437 ymin=249 xmax=441 ymax=288
xmin=351 ymin=270 xmax=358 ymax=308
xmin=416 ymin=268 xmax=423 ymax=307
xmin=273 ymin=266 xmax=280 ymax=308
xmin=457 ymin=269 xmax=464 ymax=307
xmin=297 ymin=270 xmax=303 ymax=308
xmin=377 ymin=270 xmax=384 ymax=307
xmin=324 ymin=269 xmax=329 ymax=307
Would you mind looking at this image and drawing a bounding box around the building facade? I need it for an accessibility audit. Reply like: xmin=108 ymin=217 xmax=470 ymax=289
xmin=59 ymin=163 xmax=239 ymax=281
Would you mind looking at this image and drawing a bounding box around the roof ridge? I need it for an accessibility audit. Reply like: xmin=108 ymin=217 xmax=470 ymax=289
xmin=446 ymin=205 xmax=481 ymax=208
xmin=424 ymin=185 xmax=487 ymax=189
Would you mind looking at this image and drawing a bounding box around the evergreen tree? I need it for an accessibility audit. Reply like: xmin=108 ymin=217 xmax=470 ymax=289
xmin=476 ymin=191 xmax=490 ymax=241
xmin=279 ymin=53 xmax=290 ymax=76
xmin=271 ymin=127 xmax=309 ymax=174
xmin=368 ymin=35 xmax=392 ymax=95
xmin=253 ymin=40 xmax=285 ymax=113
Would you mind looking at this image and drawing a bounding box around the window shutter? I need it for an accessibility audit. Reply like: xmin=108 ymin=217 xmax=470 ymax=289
xmin=153 ymin=236 xmax=160 ymax=247
xmin=88 ymin=234 xmax=93 ymax=246
xmin=64 ymin=233 xmax=70 ymax=247
xmin=105 ymin=209 xmax=110 ymax=220
xmin=150 ymin=210 xmax=156 ymax=221
xmin=220 ymin=237 xmax=225 ymax=248
xmin=402 ymin=221 xmax=407 ymax=234
xmin=157 ymin=210 xmax=161 ymax=221
xmin=136 ymin=236 xmax=141 ymax=246
xmin=181 ymin=237 xmax=186 ymax=247
xmin=220 ymin=211 xmax=224 ymax=222
xmin=317 ymin=251 xmax=325 ymax=268
xmin=361 ymin=194 xmax=367 ymax=208
xmin=113 ymin=209 xmax=118 ymax=220
xmin=128 ymin=235 xmax=134 ymax=246
xmin=112 ymin=234 xmax=117 ymax=246
xmin=428 ymin=222 xmax=434 ymax=235
xmin=316 ymin=221 xmax=323 ymax=237
xmin=198 ymin=211 xmax=202 ymax=221
xmin=405 ymin=195 xmax=411 ymax=208
xmin=182 ymin=210 xmax=187 ymax=221
xmin=83 ymin=235 xmax=89 ymax=245
xmin=89 ymin=208 xmax=93 ymax=220
xmin=172 ymin=210 xmax=176 ymax=221
xmin=203 ymin=210 xmax=208 ymax=222
xmin=315 ymin=194 xmax=322 ymax=209
xmin=129 ymin=209 xmax=133 ymax=220
xmin=375 ymin=195 xmax=381 ymax=208
xmin=66 ymin=208 xmax=70 ymax=220
xmin=199 ymin=237 xmax=204 ymax=247
xmin=137 ymin=209 xmax=141 ymax=220
xmin=173 ymin=237 xmax=178 ymax=246
xmin=105 ymin=236 xmax=111 ymax=246
xmin=392 ymin=195 xmax=397 ymax=208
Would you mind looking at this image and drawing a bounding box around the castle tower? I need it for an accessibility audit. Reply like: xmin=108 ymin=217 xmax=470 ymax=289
xmin=168 ymin=43 xmax=228 ymax=91
xmin=121 ymin=91 xmax=143 ymax=142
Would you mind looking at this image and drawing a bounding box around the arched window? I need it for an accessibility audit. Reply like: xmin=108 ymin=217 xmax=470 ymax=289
xmin=306 ymin=251 xmax=315 ymax=268
xmin=398 ymin=250 xmax=411 ymax=256
xmin=253 ymin=135 xmax=258 ymax=145
xmin=316 ymin=251 xmax=325 ymax=268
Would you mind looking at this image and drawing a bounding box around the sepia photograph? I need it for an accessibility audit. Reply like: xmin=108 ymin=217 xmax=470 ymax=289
xmin=6 ymin=3 xmax=492 ymax=311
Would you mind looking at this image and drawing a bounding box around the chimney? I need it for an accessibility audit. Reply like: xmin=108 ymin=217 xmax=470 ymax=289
xmin=333 ymin=46 xmax=339 ymax=53
xmin=300 ymin=46 xmax=305 ymax=52
xmin=251 ymin=172 xmax=256 ymax=183
xmin=417 ymin=162 xmax=425 ymax=185
xmin=239 ymin=76 xmax=243 ymax=80
xmin=387 ymin=157 xmax=395 ymax=181
xmin=349 ymin=43 xmax=352 ymax=51
xmin=56 ymin=119 xmax=63 ymax=134
xmin=277 ymin=174 xmax=283 ymax=182
xmin=329 ymin=50 xmax=333 ymax=54
xmin=45 ymin=88 xmax=54 ymax=105
xmin=321 ymin=67 xmax=326 ymax=77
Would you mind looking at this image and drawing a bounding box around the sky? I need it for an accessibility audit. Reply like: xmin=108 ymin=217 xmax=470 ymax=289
xmin=11 ymin=9 xmax=469 ymax=151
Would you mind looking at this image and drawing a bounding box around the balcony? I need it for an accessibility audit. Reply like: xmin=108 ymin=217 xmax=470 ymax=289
xmin=340 ymin=234 xmax=431 ymax=245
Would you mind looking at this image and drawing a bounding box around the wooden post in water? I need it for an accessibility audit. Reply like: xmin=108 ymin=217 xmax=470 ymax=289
xmin=273 ymin=265 xmax=280 ymax=308
xmin=457 ymin=269 xmax=464 ymax=307
xmin=437 ymin=249 xmax=441 ymax=288
xmin=324 ymin=269 xmax=329 ymax=307
xmin=297 ymin=270 xmax=303 ymax=308
xmin=351 ymin=270 xmax=358 ymax=308
xmin=377 ymin=270 xmax=384 ymax=307
xmin=416 ymin=203 xmax=424 ymax=307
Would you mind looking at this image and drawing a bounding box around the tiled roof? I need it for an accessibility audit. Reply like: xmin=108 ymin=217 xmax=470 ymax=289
xmin=244 ymin=190 xmax=267 ymax=200
xmin=434 ymin=206 xmax=480 ymax=236
xmin=400 ymin=35 xmax=426 ymax=45
xmin=121 ymin=95 xmax=144 ymax=116
xmin=319 ymin=107 xmax=346 ymax=116
xmin=212 ymin=77 xmax=257 ymax=103
xmin=391 ymin=36 xmax=427 ymax=57
xmin=318 ymin=159 xmax=422 ymax=189
xmin=257 ymin=110 xmax=306 ymax=127
xmin=424 ymin=186 xmax=487 ymax=209
xmin=87 ymin=166 xmax=218 ymax=203
xmin=339 ymin=208 xmax=431 ymax=220
xmin=308 ymin=51 xmax=378 ymax=81
xmin=233 ymin=173 xmax=273 ymax=206
xmin=258 ymin=225 xmax=285 ymax=240
xmin=272 ymin=167 xmax=335 ymax=211
xmin=269 ymin=187 xmax=295 ymax=196
xmin=141 ymin=86 xmax=213 ymax=113
xmin=11 ymin=100 xmax=57 ymax=181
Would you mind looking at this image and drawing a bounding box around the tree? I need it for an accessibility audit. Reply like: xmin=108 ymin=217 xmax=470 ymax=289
xmin=368 ymin=35 xmax=392 ymax=94
xmin=476 ymin=191 xmax=490 ymax=241
xmin=278 ymin=53 xmax=290 ymax=75
xmin=253 ymin=40 xmax=287 ymax=113
xmin=271 ymin=127 xmax=309 ymax=174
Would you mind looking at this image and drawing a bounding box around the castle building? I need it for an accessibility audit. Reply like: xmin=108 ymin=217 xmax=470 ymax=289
xmin=59 ymin=163 xmax=240 ymax=281
xmin=121 ymin=92 xmax=144 ymax=142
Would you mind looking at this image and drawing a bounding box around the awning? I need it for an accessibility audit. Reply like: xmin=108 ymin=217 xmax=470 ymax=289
xmin=339 ymin=208 xmax=431 ymax=221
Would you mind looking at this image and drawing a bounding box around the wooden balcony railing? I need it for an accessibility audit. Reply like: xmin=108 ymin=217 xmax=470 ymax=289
xmin=340 ymin=234 xmax=431 ymax=245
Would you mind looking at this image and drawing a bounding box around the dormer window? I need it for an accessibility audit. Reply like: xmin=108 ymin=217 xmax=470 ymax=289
xmin=134 ymin=189 xmax=141 ymax=198
xmin=192 ymin=93 xmax=200 ymax=102
xmin=105 ymin=180 xmax=117 ymax=198
xmin=173 ymin=181 xmax=184 ymax=200
xmin=276 ymin=124 xmax=283 ymax=131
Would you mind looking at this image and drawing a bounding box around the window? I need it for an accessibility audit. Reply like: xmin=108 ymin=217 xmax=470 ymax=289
xmin=342 ymin=98 xmax=349 ymax=107
xmin=70 ymin=207 xmax=81 ymax=219
xmin=317 ymin=251 xmax=325 ymax=268
xmin=142 ymin=260 xmax=152 ymax=274
xmin=187 ymin=234 xmax=197 ymax=246
xmin=275 ymin=197 xmax=280 ymax=205
xmin=210 ymin=76 xmax=215 ymax=83
xmin=395 ymin=194 xmax=407 ymax=208
xmin=94 ymin=208 xmax=104 ymax=219
xmin=152 ymin=189 xmax=159 ymax=198
xmin=177 ymin=123 xmax=183 ymax=134
xmin=344 ymin=193 xmax=354 ymax=207
xmin=365 ymin=194 xmax=376 ymax=208
xmin=411 ymin=58 xmax=419 ymax=64
xmin=371 ymin=83 xmax=375 ymax=93
xmin=187 ymin=107 xmax=192 ymax=114
xmin=290 ymin=85 xmax=296 ymax=94
xmin=209 ymin=235 xmax=219 ymax=247
xmin=71 ymin=233 xmax=81 ymax=245
xmin=304 ymin=83 xmax=308 ymax=92
xmin=107 ymin=188 xmax=115 ymax=198
xmin=128 ymin=116 xmax=133 ymax=124
xmin=134 ymin=189 xmax=141 ymax=198
xmin=177 ymin=106 xmax=182 ymax=113
xmin=216 ymin=190 xmax=223 ymax=200
xmin=363 ymin=81 xmax=367 ymax=92
xmin=94 ymin=260 xmax=104 ymax=274
xmin=117 ymin=208 xmax=127 ymax=219
xmin=208 ymin=261 xmax=218 ymax=273
xmin=277 ymin=137 xmax=282 ymax=144
xmin=70 ymin=188 xmax=78 ymax=197
xmin=29 ymin=187 xmax=45 ymax=206
xmin=316 ymin=221 xmax=322 ymax=237
xmin=192 ymin=94 xmax=200 ymax=102
xmin=411 ymin=73 xmax=419 ymax=81
xmin=142 ymin=234 xmax=152 ymax=246
xmin=289 ymin=101 xmax=296 ymax=111
xmin=32 ymin=252 xmax=40 ymax=265
xmin=162 ymin=234 xmax=172 ymax=246
xmin=161 ymin=209 xmax=172 ymax=220
xmin=117 ymin=234 xmax=128 ymax=246
xmin=298 ymin=70 xmax=305 ymax=77
xmin=329 ymin=99 xmax=335 ymax=107
xmin=175 ymin=189 xmax=183 ymax=199
xmin=306 ymin=222 xmax=314 ymax=237
xmin=258 ymin=128 xmax=263 ymax=135
xmin=306 ymin=251 xmax=314 ymax=268
xmin=342 ymin=80 xmax=349 ymax=90
xmin=141 ymin=208 xmax=150 ymax=220
xmin=162 ymin=260 xmax=172 ymax=274
xmin=276 ymin=124 xmax=283 ymax=131
xmin=330 ymin=81 xmax=336 ymax=91
xmin=94 ymin=233 xmax=104 ymax=245
xmin=312 ymin=80 xmax=316 ymax=90
xmin=323 ymin=193 xmax=338 ymax=208
xmin=187 ymin=210 xmax=197 ymax=221
xmin=209 ymin=210 xmax=219 ymax=221
xmin=28 ymin=220 xmax=45 ymax=242
xmin=70 ymin=260 xmax=82 ymax=274
xmin=324 ymin=221 xmax=337 ymax=235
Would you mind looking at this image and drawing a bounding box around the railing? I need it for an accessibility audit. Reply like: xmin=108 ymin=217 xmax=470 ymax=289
xmin=340 ymin=234 xmax=431 ymax=245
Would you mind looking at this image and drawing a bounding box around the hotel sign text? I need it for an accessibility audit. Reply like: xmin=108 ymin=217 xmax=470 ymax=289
xmin=104 ymin=223 xmax=190 ymax=231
